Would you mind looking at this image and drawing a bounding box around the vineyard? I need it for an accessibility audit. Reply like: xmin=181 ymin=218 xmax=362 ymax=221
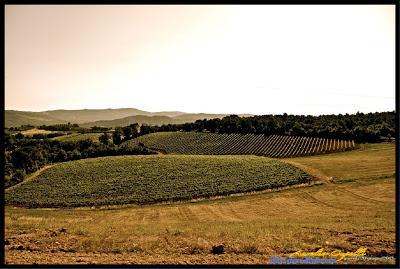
xmin=122 ymin=132 xmax=357 ymax=157
xmin=5 ymin=155 xmax=311 ymax=208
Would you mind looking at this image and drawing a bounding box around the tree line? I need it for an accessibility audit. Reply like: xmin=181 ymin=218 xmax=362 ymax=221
xmin=38 ymin=123 xmax=110 ymax=133
xmin=4 ymin=130 xmax=155 ymax=188
xmin=4 ymin=111 xmax=395 ymax=188
xmin=136 ymin=111 xmax=395 ymax=143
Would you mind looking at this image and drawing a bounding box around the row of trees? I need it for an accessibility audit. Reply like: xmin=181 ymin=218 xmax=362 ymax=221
xmin=38 ymin=123 xmax=110 ymax=133
xmin=133 ymin=112 xmax=395 ymax=143
xmin=110 ymin=123 xmax=141 ymax=145
xmin=5 ymin=111 xmax=394 ymax=188
xmin=4 ymin=130 xmax=156 ymax=188
xmin=7 ymin=125 xmax=35 ymax=132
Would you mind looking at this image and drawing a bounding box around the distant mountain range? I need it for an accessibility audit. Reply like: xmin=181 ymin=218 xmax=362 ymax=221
xmin=5 ymin=108 xmax=252 ymax=128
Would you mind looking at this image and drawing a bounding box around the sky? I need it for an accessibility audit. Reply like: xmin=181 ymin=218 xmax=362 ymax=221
xmin=5 ymin=5 xmax=396 ymax=115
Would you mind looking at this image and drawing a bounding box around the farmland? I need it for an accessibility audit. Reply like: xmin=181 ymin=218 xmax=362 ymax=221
xmin=283 ymin=143 xmax=396 ymax=183
xmin=4 ymin=143 xmax=396 ymax=264
xmin=5 ymin=3 xmax=396 ymax=265
xmin=51 ymin=132 xmax=102 ymax=143
xmin=122 ymin=132 xmax=357 ymax=157
xmin=5 ymin=155 xmax=311 ymax=208
xmin=20 ymin=128 xmax=63 ymax=136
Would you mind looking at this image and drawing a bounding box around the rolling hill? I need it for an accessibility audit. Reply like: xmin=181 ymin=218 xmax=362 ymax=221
xmin=5 ymin=110 xmax=68 ymax=127
xmin=80 ymin=115 xmax=192 ymax=128
xmin=5 ymin=143 xmax=395 ymax=264
xmin=5 ymin=155 xmax=311 ymax=207
xmin=5 ymin=108 xmax=252 ymax=128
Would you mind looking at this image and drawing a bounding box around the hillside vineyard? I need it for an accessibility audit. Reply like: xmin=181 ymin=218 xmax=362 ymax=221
xmin=123 ymin=132 xmax=358 ymax=157
xmin=5 ymin=155 xmax=311 ymax=207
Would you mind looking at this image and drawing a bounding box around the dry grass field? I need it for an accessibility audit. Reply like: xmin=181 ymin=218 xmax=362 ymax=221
xmin=20 ymin=128 xmax=62 ymax=136
xmin=4 ymin=143 xmax=396 ymax=265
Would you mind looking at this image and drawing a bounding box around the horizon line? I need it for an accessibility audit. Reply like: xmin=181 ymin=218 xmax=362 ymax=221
xmin=4 ymin=107 xmax=395 ymax=117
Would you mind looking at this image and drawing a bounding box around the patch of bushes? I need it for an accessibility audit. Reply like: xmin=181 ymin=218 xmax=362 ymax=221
xmin=4 ymin=131 xmax=156 ymax=189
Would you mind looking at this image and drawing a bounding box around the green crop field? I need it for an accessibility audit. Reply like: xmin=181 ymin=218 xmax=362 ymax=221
xmin=122 ymin=132 xmax=356 ymax=157
xmin=51 ymin=132 xmax=102 ymax=143
xmin=5 ymin=155 xmax=311 ymax=208
xmin=5 ymin=143 xmax=395 ymax=265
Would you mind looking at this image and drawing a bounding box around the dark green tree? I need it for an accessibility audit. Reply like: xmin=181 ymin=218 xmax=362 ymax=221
xmin=122 ymin=126 xmax=133 ymax=140
xmin=15 ymin=133 xmax=24 ymax=139
xmin=99 ymin=132 xmax=110 ymax=145
xmin=130 ymin=123 xmax=141 ymax=138
xmin=55 ymin=149 xmax=68 ymax=162
xmin=112 ymin=127 xmax=123 ymax=145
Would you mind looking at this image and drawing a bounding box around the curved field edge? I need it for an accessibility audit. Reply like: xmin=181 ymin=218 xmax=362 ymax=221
xmin=5 ymin=155 xmax=312 ymax=208
xmin=6 ymin=165 xmax=55 ymax=191
xmin=5 ymin=178 xmax=395 ymax=264
xmin=282 ymin=142 xmax=395 ymax=183
xmin=4 ymin=143 xmax=395 ymax=264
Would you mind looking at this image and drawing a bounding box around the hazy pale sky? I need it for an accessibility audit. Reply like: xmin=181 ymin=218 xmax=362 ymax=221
xmin=5 ymin=5 xmax=395 ymax=115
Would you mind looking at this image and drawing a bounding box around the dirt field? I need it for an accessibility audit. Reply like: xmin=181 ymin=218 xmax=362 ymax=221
xmin=4 ymin=143 xmax=396 ymax=265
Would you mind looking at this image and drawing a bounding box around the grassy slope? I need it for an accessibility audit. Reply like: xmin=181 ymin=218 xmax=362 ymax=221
xmin=51 ymin=133 xmax=102 ymax=143
xmin=284 ymin=143 xmax=395 ymax=182
xmin=5 ymin=156 xmax=310 ymax=207
xmin=5 ymin=143 xmax=396 ymax=264
xmin=5 ymin=111 xmax=67 ymax=127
